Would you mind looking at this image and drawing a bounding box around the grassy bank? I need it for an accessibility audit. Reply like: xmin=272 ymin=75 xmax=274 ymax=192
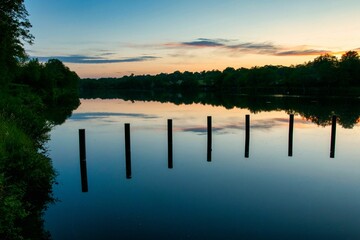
xmin=0 ymin=67 xmax=79 ymax=239
xmin=0 ymin=117 xmax=55 ymax=239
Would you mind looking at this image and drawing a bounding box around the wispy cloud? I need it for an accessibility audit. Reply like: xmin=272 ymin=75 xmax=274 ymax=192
xmin=164 ymin=38 xmax=227 ymax=48
xmin=275 ymin=49 xmax=330 ymax=56
xmin=226 ymin=42 xmax=279 ymax=54
xmin=182 ymin=38 xmax=225 ymax=47
xmin=97 ymin=52 xmax=117 ymax=57
xmin=35 ymin=55 xmax=160 ymax=64
xmin=159 ymin=38 xmax=335 ymax=57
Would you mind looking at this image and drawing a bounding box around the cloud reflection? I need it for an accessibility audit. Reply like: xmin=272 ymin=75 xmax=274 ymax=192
xmin=178 ymin=117 xmax=292 ymax=134
xmin=70 ymin=112 xmax=159 ymax=121
xmin=181 ymin=126 xmax=223 ymax=135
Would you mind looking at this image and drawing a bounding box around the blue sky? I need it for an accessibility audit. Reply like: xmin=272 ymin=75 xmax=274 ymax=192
xmin=24 ymin=0 xmax=360 ymax=78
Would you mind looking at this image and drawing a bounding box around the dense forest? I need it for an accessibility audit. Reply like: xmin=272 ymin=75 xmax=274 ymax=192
xmin=80 ymin=51 xmax=360 ymax=95
xmin=0 ymin=1 xmax=79 ymax=239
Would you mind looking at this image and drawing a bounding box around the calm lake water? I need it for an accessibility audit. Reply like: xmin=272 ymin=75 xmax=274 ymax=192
xmin=45 ymin=97 xmax=360 ymax=239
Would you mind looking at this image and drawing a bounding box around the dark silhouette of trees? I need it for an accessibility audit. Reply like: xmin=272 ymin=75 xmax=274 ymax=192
xmin=0 ymin=1 xmax=80 ymax=239
xmin=311 ymin=54 xmax=339 ymax=87
xmin=13 ymin=58 xmax=80 ymax=120
xmin=80 ymin=51 xmax=360 ymax=95
xmin=339 ymin=51 xmax=360 ymax=85
xmin=0 ymin=0 xmax=33 ymax=85
xmin=79 ymin=50 xmax=360 ymax=128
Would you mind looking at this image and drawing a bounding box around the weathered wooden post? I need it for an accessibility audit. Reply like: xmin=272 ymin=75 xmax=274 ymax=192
xmin=79 ymin=129 xmax=86 ymax=161
xmin=168 ymin=119 xmax=173 ymax=169
xmin=330 ymin=115 xmax=337 ymax=158
xmin=125 ymin=123 xmax=132 ymax=179
xmin=288 ymin=114 xmax=294 ymax=157
xmin=207 ymin=116 xmax=212 ymax=162
xmin=79 ymin=129 xmax=88 ymax=192
xmin=245 ymin=115 xmax=250 ymax=158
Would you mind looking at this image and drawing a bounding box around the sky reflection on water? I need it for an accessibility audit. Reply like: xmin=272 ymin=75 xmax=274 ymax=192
xmin=45 ymin=99 xmax=360 ymax=239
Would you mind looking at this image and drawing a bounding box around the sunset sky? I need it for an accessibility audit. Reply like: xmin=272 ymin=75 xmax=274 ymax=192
xmin=24 ymin=0 xmax=360 ymax=78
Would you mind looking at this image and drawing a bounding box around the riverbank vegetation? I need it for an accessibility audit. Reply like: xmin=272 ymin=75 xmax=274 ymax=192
xmin=80 ymin=51 xmax=360 ymax=95
xmin=0 ymin=1 xmax=80 ymax=239
xmin=0 ymin=53 xmax=80 ymax=240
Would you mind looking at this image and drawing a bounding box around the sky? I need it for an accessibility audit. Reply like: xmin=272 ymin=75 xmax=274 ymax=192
xmin=24 ymin=0 xmax=360 ymax=78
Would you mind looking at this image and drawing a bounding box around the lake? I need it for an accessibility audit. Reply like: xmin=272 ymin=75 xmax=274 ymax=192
xmin=45 ymin=96 xmax=360 ymax=239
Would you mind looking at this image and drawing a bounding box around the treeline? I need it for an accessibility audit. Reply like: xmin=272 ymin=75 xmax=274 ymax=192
xmin=80 ymin=51 xmax=360 ymax=94
xmin=1 ymin=1 xmax=80 ymax=239
xmin=14 ymin=59 xmax=80 ymax=124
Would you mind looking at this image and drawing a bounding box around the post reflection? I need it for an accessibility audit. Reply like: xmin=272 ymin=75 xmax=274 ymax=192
xmin=80 ymin=160 xmax=88 ymax=192
xmin=79 ymin=129 xmax=88 ymax=192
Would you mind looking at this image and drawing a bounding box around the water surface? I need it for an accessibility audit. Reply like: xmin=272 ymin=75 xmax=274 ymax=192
xmin=46 ymin=98 xmax=360 ymax=239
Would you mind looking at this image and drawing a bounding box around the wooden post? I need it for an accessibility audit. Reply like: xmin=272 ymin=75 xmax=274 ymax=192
xmin=125 ymin=123 xmax=132 ymax=179
xmin=330 ymin=115 xmax=337 ymax=158
xmin=79 ymin=129 xmax=86 ymax=161
xmin=288 ymin=114 xmax=294 ymax=157
xmin=78 ymin=129 xmax=88 ymax=192
xmin=168 ymin=119 xmax=173 ymax=169
xmin=245 ymin=115 xmax=250 ymax=158
xmin=207 ymin=116 xmax=212 ymax=162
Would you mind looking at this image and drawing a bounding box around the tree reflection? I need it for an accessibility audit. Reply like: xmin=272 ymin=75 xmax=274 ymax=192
xmin=81 ymin=90 xmax=360 ymax=129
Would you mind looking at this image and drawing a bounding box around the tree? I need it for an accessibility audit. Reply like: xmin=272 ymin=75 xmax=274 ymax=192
xmin=312 ymin=54 xmax=339 ymax=86
xmin=0 ymin=0 xmax=33 ymax=85
xmin=220 ymin=67 xmax=237 ymax=90
xmin=17 ymin=58 xmax=43 ymax=86
xmin=339 ymin=51 xmax=360 ymax=85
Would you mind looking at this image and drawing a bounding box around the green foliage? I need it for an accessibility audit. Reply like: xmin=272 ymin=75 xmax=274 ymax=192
xmin=0 ymin=1 xmax=80 ymax=238
xmin=0 ymin=64 xmax=79 ymax=238
xmin=0 ymin=80 xmax=78 ymax=239
xmin=0 ymin=117 xmax=55 ymax=240
xmin=0 ymin=173 xmax=28 ymax=240
xmin=15 ymin=58 xmax=80 ymax=107
xmin=0 ymin=90 xmax=50 ymax=149
xmin=0 ymin=83 xmax=78 ymax=239
xmin=0 ymin=0 xmax=33 ymax=85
